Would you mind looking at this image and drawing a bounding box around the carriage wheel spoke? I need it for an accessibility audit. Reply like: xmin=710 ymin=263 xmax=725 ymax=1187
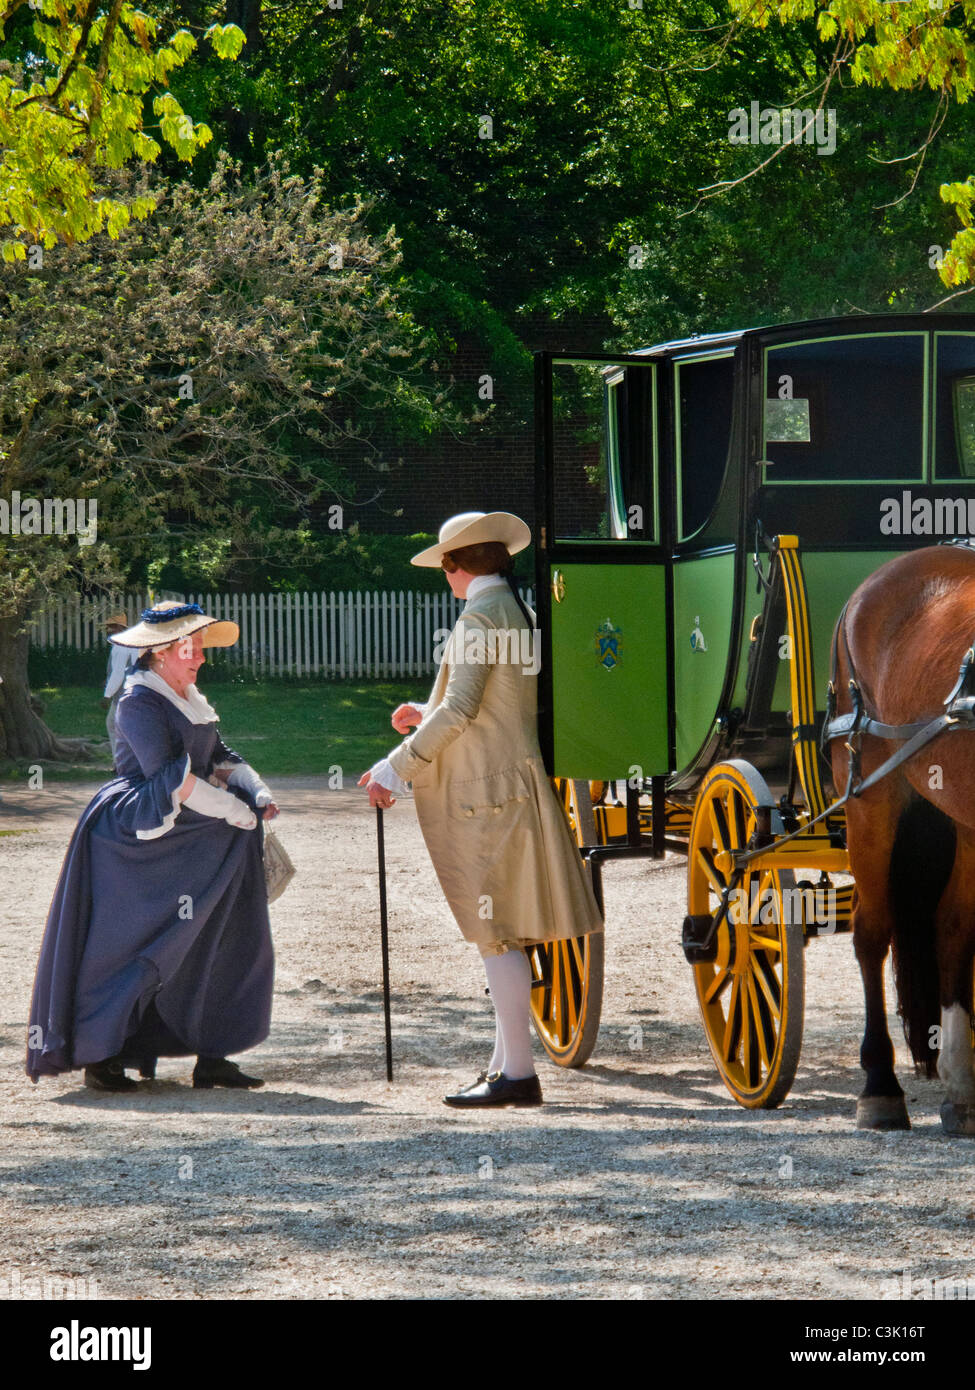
xmin=748 ymin=871 xmax=783 ymax=950
xmin=708 ymin=798 xmax=729 ymax=857
xmin=750 ymin=954 xmax=781 ymax=1021
xmin=704 ymin=964 xmax=731 ymax=1004
xmin=722 ymin=975 xmax=741 ymax=1061
xmin=729 ymin=790 xmax=748 ymax=853
xmin=696 ymin=847 xmax=726 ymax=900
xmin=741 ymin=979 xmax=754 ymax=1079
xmin=548 ymin=943 xmax=563 ymax=1037
xmin=746 ymin=970 xmax=772 ymax=1072
xmin=562 ymin=943 xmax=579 ymax=1034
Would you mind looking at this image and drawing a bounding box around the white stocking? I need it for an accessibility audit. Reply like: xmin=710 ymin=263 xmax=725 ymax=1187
xmin=483 ymin=950 xmax=535 ymax=1081
xmin=487 ymin=1016 xmax=504 ymax=1076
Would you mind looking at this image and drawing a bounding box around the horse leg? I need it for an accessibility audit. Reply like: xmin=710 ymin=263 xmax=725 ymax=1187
xmin=846 ymin=790 xmax=911 ymax=1130
xmin=855 ymin=914 xmax=911 ymax=1130
xmin=935 ymin=831 xmax=975 ymax=1135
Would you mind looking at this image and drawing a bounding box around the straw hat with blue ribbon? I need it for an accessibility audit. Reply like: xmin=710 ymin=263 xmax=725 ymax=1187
xmin=108 ymin=601 xmax=239 ymax=653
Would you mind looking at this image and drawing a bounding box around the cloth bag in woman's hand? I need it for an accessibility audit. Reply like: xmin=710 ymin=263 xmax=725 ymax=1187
xmin=263 ymin=825 xmax=296 ymax=903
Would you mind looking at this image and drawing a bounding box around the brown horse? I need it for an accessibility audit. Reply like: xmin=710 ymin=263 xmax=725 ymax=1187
xmin=830 ymin=545 xmax=975 ymax=1134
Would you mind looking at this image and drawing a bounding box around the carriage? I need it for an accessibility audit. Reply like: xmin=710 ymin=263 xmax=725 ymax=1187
xmin=525 ymin=312 xmax=975 ymax=1109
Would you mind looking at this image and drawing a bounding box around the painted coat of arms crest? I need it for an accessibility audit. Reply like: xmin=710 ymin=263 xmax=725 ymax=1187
xmin=595 ymin=618 xmax=623 ymax=671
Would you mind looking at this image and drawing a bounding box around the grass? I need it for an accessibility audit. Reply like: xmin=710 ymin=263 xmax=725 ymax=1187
xmin=0 ymin=680 xmax=423 ymax=782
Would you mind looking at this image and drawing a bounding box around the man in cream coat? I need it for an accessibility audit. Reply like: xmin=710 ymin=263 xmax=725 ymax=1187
xmin=359 ymin=512 xmax=603 ymax=1107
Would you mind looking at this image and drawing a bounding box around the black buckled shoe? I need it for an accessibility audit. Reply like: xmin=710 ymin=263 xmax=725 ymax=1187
xmin=192 ymin=1056 xmax=264 ymax=1089
xmin=444 ymin=1071 xmax=542 ymax=1108
xmin=84 ymin=1058 xmax=139 ymax=1092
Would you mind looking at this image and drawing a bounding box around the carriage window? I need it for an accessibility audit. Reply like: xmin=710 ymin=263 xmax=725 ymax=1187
xmin=675 ymin=353 xmax=734 ymax=539
xmin=954 ymin=379 xmax=975 ymax=477
xmin=551 ymin=361 xmax=610 ymax=539
xmin=763 ymin=334 xmax=925 ymax=481
xmin=607 ymin=366 xmax=655 ymax=540
xmin=934 ymin=335 xmax=975 ymax=478
xmin=551 ymin=358 xmax=656 ymax=541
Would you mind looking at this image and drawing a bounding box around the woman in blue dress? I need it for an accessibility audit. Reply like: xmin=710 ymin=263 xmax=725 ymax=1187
xmin=26 ymin=601 xmax=278 ymax=1092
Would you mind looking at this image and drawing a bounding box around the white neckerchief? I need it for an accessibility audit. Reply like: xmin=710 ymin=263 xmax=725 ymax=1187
xmin=125 ymin=668 xmax=219 ymax=725
xmin=465 ymin=574 xmax=508 ymax=601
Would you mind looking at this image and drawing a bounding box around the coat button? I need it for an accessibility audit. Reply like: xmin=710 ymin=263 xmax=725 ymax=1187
xmin=463 ymin=808 xmax=474 ymax=817
xmin=493 ymin=805 xmax=502 ymax=813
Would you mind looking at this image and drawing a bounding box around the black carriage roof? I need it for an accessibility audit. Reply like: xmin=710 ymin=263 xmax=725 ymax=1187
xmin=627 ymin=311 xmax=975 ymax=359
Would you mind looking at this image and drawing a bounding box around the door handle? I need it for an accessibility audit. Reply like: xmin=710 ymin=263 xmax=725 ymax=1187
xmin=552 ymin=570 xmax=566 ymax=603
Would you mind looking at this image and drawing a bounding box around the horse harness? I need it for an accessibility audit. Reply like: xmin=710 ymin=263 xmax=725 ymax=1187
xmin=733 ymin=602 xmax=975 ymax=869
xmin=822 ymin=598 xmax=975 ymax=803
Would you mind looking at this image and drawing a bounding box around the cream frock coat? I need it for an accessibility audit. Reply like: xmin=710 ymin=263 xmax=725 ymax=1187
xmin=387 ymin=580 xmax=604 ymax=956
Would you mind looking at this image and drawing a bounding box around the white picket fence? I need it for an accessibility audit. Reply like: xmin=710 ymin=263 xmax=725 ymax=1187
xmin=31 ymin=588 xmax=535 ymax=678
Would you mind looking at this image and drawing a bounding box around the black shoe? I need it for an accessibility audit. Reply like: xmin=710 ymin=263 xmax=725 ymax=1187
xmin=84 ymin=1058 xmax=139 ymax=1092
xmin=115 ymin=1051 xmax=157 ymax=1079
xmin=444 ymin=1071 xmax=542 ymax=1108
xmin=192 ymin=1057 xmax=264 ymax=1089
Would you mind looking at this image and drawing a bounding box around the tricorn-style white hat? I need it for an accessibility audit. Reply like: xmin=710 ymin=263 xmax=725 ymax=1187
xmin=109 ymin=600 xmax=239 ymax=651
xmin=410 ymin=511 xmax=531 ymax=568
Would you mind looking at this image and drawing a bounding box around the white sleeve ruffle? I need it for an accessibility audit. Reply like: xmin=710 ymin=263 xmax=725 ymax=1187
xmin=135 ymin=753 xmax=191 ymax=841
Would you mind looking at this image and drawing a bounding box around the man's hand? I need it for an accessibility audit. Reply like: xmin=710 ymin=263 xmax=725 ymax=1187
xmin=357 ymin=770 xmax=395 ymax=808
xmin=261 ymin=802 xmax=280 ymax=821
xmin=391 ymin=703 xmax=424 ymax=735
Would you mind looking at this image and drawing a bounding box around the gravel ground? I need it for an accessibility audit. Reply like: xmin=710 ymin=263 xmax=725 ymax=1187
xmin=1 ymin=777 xmax=974 ymax=1302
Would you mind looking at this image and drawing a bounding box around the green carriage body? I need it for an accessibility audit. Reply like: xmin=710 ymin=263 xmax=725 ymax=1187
xmin=535 ymin=315 xmax=975 ymax=792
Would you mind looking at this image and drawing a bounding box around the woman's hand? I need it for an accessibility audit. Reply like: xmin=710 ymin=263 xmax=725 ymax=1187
xmin=391 ymin=703 xmax=424 ymax=735
xmin=261 ymin=802 xmax=279 ymax=821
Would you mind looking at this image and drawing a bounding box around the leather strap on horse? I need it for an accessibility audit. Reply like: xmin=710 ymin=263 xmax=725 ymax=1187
xmin=731 ymin=599 xmax=975 ymax=871
xmin=822 ymin=607 xmax=975 ymax=800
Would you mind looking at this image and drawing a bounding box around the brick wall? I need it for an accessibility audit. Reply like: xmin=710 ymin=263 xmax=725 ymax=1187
xmin=339 ymin=315 xmax=613 ymax=535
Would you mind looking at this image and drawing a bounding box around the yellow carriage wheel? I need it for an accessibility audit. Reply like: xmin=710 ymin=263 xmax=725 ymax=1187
xmin=526 ymin=779 xmax=605 ymax=1068
xmin=526 ymin=933 xmax=604 ymax=1067
xmin=687 ymin=761 xmax=805 ymax=1109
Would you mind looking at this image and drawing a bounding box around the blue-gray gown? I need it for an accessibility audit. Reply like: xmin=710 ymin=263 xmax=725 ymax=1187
xmin=26 ymin=684 xmax=274 ymax=1080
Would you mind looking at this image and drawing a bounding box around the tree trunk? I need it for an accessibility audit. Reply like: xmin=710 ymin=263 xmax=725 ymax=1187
xmin=0 ymin=617 xmax=92 ymax=762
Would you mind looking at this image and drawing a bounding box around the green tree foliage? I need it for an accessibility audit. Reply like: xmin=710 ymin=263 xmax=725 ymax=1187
xmin=145 ymin=0 xmax=975 ymax=358
xmin=0 ymin=0 xmax=244 ymax=256
xmin=150 ymin=2 xmax=803 ymax=363
xmin=0 ymin=154 xmax=450 ymax=757
xmin=729 ymin=0 xmax=975 ymax=288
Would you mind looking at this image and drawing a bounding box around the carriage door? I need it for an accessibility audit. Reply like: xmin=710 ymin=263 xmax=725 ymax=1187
xmin=535 ymin=353 xmax=672 ymax=780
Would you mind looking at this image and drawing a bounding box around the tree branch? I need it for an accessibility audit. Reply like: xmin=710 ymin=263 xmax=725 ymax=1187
xmin=12 ymin=0 xmax=102 ymax=112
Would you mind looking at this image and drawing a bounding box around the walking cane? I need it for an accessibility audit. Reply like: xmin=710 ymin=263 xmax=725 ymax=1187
xmin=376 ymin=806 xmax=394 ymax=1081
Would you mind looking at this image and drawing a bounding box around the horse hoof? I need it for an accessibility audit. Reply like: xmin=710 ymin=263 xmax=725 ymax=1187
xmin=856 ymin=1095 xmax=911 ymax=1131
xmin=940 ymin=1101 xmax=975 ymax=1135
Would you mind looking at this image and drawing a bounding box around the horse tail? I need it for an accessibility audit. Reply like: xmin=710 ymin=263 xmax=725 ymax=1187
xmin=888 ymin=794 xmax=955 ymax=1077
